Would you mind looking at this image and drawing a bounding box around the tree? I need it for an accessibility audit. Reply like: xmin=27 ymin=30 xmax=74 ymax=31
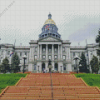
xmin=11 ymin=52 xmax=20 ymax=73
xmin=90 ymin=55 xmax=99 ymax=74
xmin=95 ymin=29 xmax=100 ymax=56
xmin=79 ymin=52 xmax=88 ymax=73
xmin=95 ymin=29 xmax=100 ymax=71
xmin=1 ymin=57 xmax=10 ymax=73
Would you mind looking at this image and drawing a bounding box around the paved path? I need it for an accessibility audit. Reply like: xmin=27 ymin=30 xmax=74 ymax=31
xmin=0 ymin=73 xmax=100 ymax=100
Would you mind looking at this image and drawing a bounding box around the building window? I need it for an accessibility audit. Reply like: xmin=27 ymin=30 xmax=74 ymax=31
xmin=34 ymin=55 xmax=37 ymax=60
xmin=48 ymin=55 xmax=51 ymax=60
xmin=73 ymin=52 xmax=75 ymax=57
xmin=54 ymin=55 xmax=57 ymax=59
xmin=63 ymin=47 xmax=65 ymax=52
xmin=63 ymin=55 xmax=66 ymax=60
xmin=20 ymin=52 xmax=22 ymax=56
xmin=49 ymin=49 xmax=51 ymax=52
xmin=34 ymin=65 xmax=36 ymax=70
xmin=43 ymin=48 xmax=45 ymax=52
xmin=42 ymin=55 xmax=45 ymax=59
xmin=55 ymin=48 xmax=57 ymax=52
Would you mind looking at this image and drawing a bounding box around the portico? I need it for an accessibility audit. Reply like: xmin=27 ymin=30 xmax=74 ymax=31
xmin=28 ymin=13 xmax=72 ymax=73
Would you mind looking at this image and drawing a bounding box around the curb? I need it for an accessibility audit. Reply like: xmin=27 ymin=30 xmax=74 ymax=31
xmin=0 ymin=86 xmax=9 ymax=97
xmin=15 ymin=78 xmax=23 ymax=86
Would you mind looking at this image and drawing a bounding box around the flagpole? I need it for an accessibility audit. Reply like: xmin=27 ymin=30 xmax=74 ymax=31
xmin=13 ymin=39 xmax=16 ymax=53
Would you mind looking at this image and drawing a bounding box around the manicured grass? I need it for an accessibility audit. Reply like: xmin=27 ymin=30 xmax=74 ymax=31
xmin=75 ymin=73 xmax=100 ymax=88
xmin=0 ymin=73 xmax=27 ymax=93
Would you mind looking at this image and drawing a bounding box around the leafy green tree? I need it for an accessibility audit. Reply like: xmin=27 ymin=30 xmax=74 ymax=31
xmin=11 ymin=52 xmax=20 ymax=73
xmin=95 ymin=29 xmax=100 ymax=56
xmin=79 ymin=52 xmax=88 ymax=73
xmin=95 ymin=29 xmax=100 ymax=71
xmin=1 ymin=57 xmax=10 ymax=73
xmin=90 ymin=55 xmax=99 ymax=74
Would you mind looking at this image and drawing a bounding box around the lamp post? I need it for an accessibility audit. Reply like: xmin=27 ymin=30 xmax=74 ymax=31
xmin=23 ymin=55 xmax=27 ymax=73
xmin=73 ymin=55 xmax=80 ymax=74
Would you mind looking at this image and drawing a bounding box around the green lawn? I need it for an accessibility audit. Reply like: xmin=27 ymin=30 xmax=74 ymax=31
xmin=75 ymin=73 xmax=100 ymax=88
xmin=0 ymin=73 xmax=27 ymax=93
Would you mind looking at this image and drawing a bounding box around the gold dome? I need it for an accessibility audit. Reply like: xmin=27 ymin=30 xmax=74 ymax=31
xmin=44 ymin=19 xmax=56 ymax=25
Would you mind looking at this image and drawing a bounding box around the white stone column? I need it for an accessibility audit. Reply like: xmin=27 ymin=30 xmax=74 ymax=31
xmin=52 ymin=62 xmax=54 ymax=71
xmin=40 ymin=45 xmax=42 ymax=60
xmin=61 ymin=45 xmax=62 ymax=59
xmin=68 ymin=48 xmax=70 ymax=59
xmin=58 ymin=45 xmax=60 ymax=60
xmin=62 ymin=66 xmax=63 ymax=73
xmin=39 ymin=63 xmax=42 ymax=73
xmin=65 ymin=47 xmax=68 ymax=60
xmin=29 ymin=47 xmax=32 ymax=61
xmin=67 ymin=48 xmax=68 ymax=59
xmin=46 ymin=44 xmax=48 ymax=60
xmin=45 ymin=62 xmax=48 ymax=72
xmin=38 ymin=45 xmax=40 ymax=60
xmin=33 ymin=47 xmax=34 ymax=61
xmin=52 ymin=44 xmax=54 ymax=60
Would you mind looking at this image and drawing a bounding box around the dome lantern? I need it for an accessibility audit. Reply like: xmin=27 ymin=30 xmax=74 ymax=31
xmin=48 ymin=13 xmax=52 ymax=19
xmin=39 ymin=14 xmax=61 ymax=39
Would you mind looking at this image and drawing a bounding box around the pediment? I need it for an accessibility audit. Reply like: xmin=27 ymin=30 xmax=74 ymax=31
xmin=39 ymin=36 xmax=62 ymax=42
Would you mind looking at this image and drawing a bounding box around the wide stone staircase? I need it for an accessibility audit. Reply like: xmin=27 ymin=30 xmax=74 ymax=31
xmin=0 ymin=73 xmax=100 ymax=100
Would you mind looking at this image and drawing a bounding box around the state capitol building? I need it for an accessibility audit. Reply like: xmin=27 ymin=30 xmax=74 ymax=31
xmin=0 ymin=14 xmax=99 ymax=73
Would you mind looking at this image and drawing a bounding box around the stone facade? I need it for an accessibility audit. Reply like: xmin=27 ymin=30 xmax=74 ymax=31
xmin=0 ymin=14 xmax=99 ymax=73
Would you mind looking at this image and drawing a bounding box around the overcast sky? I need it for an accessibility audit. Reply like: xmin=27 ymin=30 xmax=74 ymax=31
xmin=0 ymin=0 xmax=100 ymax=46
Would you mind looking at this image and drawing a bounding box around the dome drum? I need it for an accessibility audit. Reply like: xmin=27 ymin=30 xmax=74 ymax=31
xmin=39 ymin=14 xmax=61 ymax=39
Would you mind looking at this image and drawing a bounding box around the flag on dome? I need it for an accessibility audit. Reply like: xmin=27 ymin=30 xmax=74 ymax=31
xmin=45 ymin=24 xmax=49 ymax=29
xmin=10 ymin=52 xmax=14 ymax=57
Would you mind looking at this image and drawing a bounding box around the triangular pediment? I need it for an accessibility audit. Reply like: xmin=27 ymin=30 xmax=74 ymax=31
xmin=38 ymin=36 xmax=62 ymax=42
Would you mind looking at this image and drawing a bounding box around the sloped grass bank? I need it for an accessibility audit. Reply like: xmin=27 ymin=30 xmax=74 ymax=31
xmin=75 ymin=73 xmax=100 ymax=88
xmin=0 ymin=73 xmax=27 ymax=93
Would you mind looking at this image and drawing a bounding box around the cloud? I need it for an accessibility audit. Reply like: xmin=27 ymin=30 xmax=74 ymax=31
xmin=69 ymin=23 xmax=100 ymax=42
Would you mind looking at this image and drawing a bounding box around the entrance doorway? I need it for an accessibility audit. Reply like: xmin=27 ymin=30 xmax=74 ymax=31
xmin=55 ymin=63 xmax=58 ymax=71
xmin=49 ymin=68 xmax=51 ymax=72
xmin=42 ymin=63 xmax=45 ymax=71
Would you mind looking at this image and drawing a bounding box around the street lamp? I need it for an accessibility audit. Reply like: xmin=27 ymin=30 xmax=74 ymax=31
xmin=73 ymin=55 xmax=81 ymax=74
xmin=23 ymin=55 xmax=27 ymax=73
